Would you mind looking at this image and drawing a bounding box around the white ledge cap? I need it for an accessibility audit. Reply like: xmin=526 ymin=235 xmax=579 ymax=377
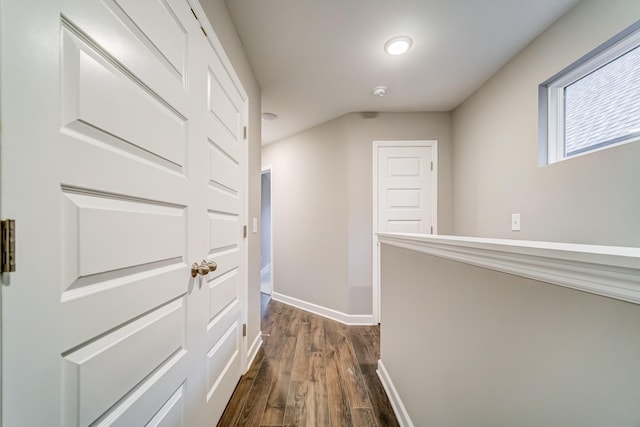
xmin=377 ymin=233 xmax=640 ymax=304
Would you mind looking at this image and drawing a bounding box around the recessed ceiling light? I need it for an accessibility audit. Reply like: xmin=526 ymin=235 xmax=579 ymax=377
xmin=384 ymin=36 xmax=412 ymax=55
xmin=372 ymin=86 xmax=387 ymax=97
xmin=261 ymin=112 xmax=278 ymax=121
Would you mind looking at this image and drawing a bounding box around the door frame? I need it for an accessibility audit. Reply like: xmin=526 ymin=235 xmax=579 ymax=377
xmin=260 ymin=165 xmax=273 ymax=295
xmin=241 ymin=104 xmax=249 ymax=373
xmin=372 ymin=140 xmax=438 ymax=323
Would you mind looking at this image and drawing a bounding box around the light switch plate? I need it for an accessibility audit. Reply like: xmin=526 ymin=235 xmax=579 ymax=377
xmin=512 ymin=213 xmax=521 ymax=231
xmin=252 ymin=217 xmax=258 ymax=233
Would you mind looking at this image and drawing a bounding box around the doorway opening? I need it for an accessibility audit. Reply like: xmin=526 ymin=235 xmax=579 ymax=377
xmin=260 ymin=167 xmax=273 ymax=295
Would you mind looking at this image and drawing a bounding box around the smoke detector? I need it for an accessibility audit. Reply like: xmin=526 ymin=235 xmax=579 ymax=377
xmin=372 ymin=86 xmax=387 ymax=97
xmin=261 ymin=112 xmax=278 ymax=121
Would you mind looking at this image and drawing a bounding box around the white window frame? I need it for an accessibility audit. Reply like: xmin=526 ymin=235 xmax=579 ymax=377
xmin=539 ymin=20 xmax=640 ymax=166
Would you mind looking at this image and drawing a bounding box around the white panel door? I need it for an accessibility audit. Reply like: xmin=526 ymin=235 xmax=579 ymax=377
xmin=0 ymin=0 xmax=246 ymax=425
xmin=373 ymin=141 xmax=437 ymax=323
xmin=199 ymin=21 xmax=247 ymax=423
xmin=378 ymin=145 xmax=435 ymax=234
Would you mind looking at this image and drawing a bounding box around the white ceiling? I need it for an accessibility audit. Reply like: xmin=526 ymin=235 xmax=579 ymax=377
xmin=224 ymin=0 xmax=581 ymax=144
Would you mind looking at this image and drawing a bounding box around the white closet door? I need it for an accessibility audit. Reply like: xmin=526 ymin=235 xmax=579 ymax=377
xmin=0 ymin=0 xmax=247 ymax=425
xmin=378 ymin=146 xmax=435 ymax=234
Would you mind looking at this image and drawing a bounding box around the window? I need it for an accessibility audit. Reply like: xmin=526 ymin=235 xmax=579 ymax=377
xmin=539 ymin=20 xmax=640 ymax=165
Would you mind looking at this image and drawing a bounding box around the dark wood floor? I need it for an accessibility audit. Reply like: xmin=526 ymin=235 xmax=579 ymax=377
xmin=217 ymin=294 xmax=399 ymax=426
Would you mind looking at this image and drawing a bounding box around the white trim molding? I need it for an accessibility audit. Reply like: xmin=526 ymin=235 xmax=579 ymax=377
xmin=377 ymin=359 xmax=414 ymax=427
xmin=378 ymin=232 xmax=640 ymax=305
xmin=271 ymin=292 xmax=375 ymax=326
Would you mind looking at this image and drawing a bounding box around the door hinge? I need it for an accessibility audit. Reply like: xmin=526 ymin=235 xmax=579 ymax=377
xmin=242 ymin=323 xmax=247 ymax=337
xmin=243 ymin=225 xmax=248 ymax=238
xmin=190 ymin=8 xmax=208 ymax=37
xmin=243 ymin=126 xmax=247 ymax=140
xmin=430 ymin=226 xmax=434 ymax=234
xmin=430 ymin=161 xmax=433 ymax=171
xmin=1 ymin=219 xmax=16 ymax=273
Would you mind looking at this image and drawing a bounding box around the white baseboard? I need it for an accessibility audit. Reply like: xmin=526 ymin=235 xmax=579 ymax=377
xmin=246 ymin=331 xmax=262 ymax=371
xmin=271 ymin=292 xmax=375 ymax=325
xmin=377 ymin=359 xmax=414 ymax=427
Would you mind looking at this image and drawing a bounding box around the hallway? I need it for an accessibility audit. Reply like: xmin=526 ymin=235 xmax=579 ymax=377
xmin=218 ymin=296 xmax=399 ymax=426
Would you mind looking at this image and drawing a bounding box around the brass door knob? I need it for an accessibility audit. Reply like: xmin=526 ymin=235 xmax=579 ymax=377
xmin=191 ymin=262 xmax=210 ymax=278
xmin=205 ymin=260 xmax=217 ymax=272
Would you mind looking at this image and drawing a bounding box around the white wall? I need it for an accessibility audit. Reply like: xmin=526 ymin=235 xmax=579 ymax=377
xmin=378 ymin=2 xmax=640 ymax=425
xmin=262 ymin=112 xmax=452 ymax=316
xmin=452 ymin=0 xmax=640 ymax=246
xmin=263 ymin=115 xmax=351 ymax=313
xmin=201 ymin=0 xmax=262 ymax=351
xmin=380 ymin=244 xmax=640 ymax=427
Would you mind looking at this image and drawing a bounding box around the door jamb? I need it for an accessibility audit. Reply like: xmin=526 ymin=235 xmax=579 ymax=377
xmin=260 ymin=165 xmax=273 ymax=296
xmin=372 ymin=140 xmax=438 ymax=323
xmin=241 ymin=104 xmax=249 ymax=373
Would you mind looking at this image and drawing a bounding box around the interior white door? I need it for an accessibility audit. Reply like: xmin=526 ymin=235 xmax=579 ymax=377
xmin=0 ymin=0 xmax=246 ymax=425
xmin=373 ymin=141 xmax=437 ymax=323
xmin=197 ymin=16 xmax=248 ymax=423
xmin=377 ymin=144 xmax=436 ymax=234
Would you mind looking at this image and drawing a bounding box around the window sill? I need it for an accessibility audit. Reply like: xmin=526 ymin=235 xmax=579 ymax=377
xmin=377 ymin=233 xmax=640 ymax=305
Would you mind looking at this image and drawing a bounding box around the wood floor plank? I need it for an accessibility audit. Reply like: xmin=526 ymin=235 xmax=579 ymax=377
xmin=261 ymin=298 xmax=282 ymax=337
xmin=351 ymin=407 xmax=378 ymax=427
xmin=283 ymin=380 xmax=308 ymax=426
xmin=350 ymin=324 xmax=396 ymax=425
xmin=324 ymin=320 xmax=354 ymax=426
xmin=283 ymin=304 xmax=299 ymax=337
xmin=236 ymin=358 xmax=275 ymax=426
xmin=260 ymin=336 xmax=297 ymax=425
xmin=306 ymin=352 xmax=330 ymax=426
xmin=217 ymin=296 xmax=399 ymax=426
xmin=360 ymin=364 xmax=400 ymax=427
xmin=309 ymin=315 xmax=324 ymax=353
xmin=348 ymin=328 xmax=373 ymax=367
xmin=216 ymin=348 xmax=265 ymax=427
xmin=333 ymin=324 xmax=371 ymax=408
xmin=349 ymin=327 xmax=382 ymax=376
xmin=290 ymin=321 xmax=310 ymax=382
